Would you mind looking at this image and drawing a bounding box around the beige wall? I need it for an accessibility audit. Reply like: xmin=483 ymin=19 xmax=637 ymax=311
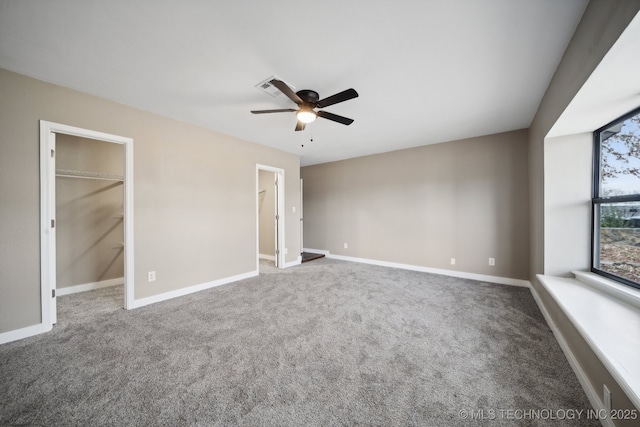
xmin=528 ymin=0 xmax=640 ymax=418
xmin=55 ymin=134 xmax=125 ymax=288
xmin=301 ymin=129 xmax=529 ymax=280
xmin=0 ymin=68 xmax=300 ymax=333
xmin=258 ymin=169 xmax=276 ymax=257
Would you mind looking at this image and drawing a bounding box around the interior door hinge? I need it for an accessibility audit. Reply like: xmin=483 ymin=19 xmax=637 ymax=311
xmin=52 ymin=289 xmax=55 ymax=298
xmin=276 ymin=250 xmax=279 ymax=255
xmin=51 ymin=149 xmax=55 ymax=158
xmin=51 ymin=219 xmax=55 ymax=228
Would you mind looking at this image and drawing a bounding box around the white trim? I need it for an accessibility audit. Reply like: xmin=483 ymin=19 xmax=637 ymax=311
xmin=0 ymin=323 xmax=49 ymax=346
xmin=256 ymin=164 xmax=285 ymax=270
xmin=39 ymin=122 xmax=55 ymax=327
xmin=283 ymin=256 xmax=302 ymax=268
xmin=39 ymin=121 xmax=135 ymax=330
xmin=529 ymin=284 xmax=612 ymax=426
xmin=123 ymin=131 xmax=134 ymax=310
xmin=129 ymin=270 xmax=258 ymax=309
xmin=56 ymin=277 xmax=124 ymax=296
xmin=321 ymin=251 xmax=530 ymax=287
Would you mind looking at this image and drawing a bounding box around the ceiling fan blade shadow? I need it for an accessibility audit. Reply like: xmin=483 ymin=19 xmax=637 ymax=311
xmin=251 ymin=109 xmax=297 ymax=114
xmin=317 ymin=88 xmax=358 ymax=108
xmin=317 ymin=110 xmax=354 ymax=125
xmin=295 ymin=121 xmax=306 ymax=131
xmin=270 ymin=79 xmax=303 ymax=105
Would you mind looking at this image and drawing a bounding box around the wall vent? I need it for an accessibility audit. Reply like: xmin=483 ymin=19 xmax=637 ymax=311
xmin=254 ymin=75 xmax=295 ymax=98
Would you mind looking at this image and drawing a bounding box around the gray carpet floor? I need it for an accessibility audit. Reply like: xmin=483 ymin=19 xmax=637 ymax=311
xmin=0 ymin=258 xmax=597 ymax=426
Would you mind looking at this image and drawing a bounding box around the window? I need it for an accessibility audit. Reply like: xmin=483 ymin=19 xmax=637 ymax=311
xmin=592 ymin=106 xmax=640 ymax=289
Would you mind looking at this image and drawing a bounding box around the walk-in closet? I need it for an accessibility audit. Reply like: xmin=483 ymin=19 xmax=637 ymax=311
xmin=55 ymin=134 xmax=125 ymax=319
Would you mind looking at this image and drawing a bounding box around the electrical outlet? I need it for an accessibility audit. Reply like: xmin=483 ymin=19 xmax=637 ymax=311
xmin=451 ymin=258 xmax=456 ymax=265
xmin=603 ymin=385 xmax=611 ymax=413
xmin=344 ymin=243 xmax=348 ymax=249
xmin=292 ymin=206 xmax=296 ymax=213
xmin=284 ymin=247 xmax=288 ymax=255
xmin=148 ymin=271 xmax=156 ymax=282
xmin=489 ymin=258 xmax=495 ymax=266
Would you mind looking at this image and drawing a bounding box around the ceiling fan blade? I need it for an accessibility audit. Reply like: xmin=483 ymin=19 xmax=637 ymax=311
xmin=251 ymin=109 xmax=297 ymax=114
xmin=317 ymin=110 xmax=354 ymax=125
xmin=317 ymin=88 xmax=358 ymax=108
xmin=270 ymin=79 xmax=303 ymax=105
xmin=295 ymin=121 xmax=306 ymax=131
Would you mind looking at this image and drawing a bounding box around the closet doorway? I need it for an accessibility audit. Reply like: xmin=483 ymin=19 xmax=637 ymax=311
xmin=256 ymin=164 xmax=284 ymax=270
xmin=40 ymin=121 xmax=134 ymax=329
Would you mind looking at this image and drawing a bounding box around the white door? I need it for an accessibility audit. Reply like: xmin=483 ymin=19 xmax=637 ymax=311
xmin=50 ymin=133 xmax=58 ymax=324
xmin=300 ymin=179 xmax=303 ymax=254
xmin=274 ymin=174 xmax=279 ymax=267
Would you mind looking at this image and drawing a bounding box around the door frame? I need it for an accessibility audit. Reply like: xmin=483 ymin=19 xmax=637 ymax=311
xmin=40 ymin=121 xmax=134 ymax=328
xmin=256 ymin=164 xmax=285 ymax=269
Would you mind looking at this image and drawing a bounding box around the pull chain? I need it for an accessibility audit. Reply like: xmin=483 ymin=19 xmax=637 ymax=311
xmin=301 ymin=124 xmax=314 ymax=147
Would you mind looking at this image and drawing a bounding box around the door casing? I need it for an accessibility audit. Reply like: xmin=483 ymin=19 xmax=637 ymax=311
xmin=40 ymin=121 xmax=134 ymax=328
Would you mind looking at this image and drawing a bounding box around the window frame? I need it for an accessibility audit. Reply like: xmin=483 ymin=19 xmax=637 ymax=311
xmin=592 ymin=105 xmax=640 ymax=290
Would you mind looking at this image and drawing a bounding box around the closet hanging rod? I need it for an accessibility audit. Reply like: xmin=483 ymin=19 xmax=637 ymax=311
xmin=55 ymin=168 xmax=124 ymax=182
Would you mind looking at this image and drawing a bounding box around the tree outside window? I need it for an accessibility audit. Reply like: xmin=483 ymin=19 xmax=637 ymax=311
xmin=593 ymin=108 xmax=640 ymax=288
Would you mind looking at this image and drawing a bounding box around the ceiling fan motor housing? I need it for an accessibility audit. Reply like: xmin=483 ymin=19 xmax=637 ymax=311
xmin=296 ymin=90 xmax=319 ymax=106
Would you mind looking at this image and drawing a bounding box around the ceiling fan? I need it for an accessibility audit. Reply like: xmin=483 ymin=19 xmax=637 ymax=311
xmin=251 ymin=79 xmax=358 ymax=131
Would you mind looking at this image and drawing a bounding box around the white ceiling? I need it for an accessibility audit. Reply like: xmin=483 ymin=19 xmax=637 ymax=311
xmin=0 ymin=0 xmax=589 ymax=166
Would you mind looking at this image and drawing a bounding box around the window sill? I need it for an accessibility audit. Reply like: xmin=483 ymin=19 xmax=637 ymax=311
xmin=537 ymin=272 xmax=640 ymax=410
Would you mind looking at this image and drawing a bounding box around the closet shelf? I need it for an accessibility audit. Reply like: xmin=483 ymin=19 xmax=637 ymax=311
xmin=56 ymin=168 xmax=124 ymax=182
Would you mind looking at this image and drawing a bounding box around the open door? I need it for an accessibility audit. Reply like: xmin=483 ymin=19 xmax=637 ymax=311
xmin=300 ymin=178 xmax=304 ymax=254
xmin=256 ymin=164 xmax=285 ymax=270
xmin=274 ymin=174 xmax=280 ymax=268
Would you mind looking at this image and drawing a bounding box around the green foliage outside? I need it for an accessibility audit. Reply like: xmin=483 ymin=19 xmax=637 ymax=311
xmin=600 ymin=208 xmax=631 ymax=228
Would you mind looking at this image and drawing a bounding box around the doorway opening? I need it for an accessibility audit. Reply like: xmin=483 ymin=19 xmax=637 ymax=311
xmin=256 ymin=165 xmax=284 ymax=271
xmin=40 ymin=121 xmax=134 ymax=330
xmin=298 ymin=177 xmax=325 ymax=263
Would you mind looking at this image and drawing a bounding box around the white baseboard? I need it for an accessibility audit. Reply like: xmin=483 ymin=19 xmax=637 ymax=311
xmin=56 ymin=277 xmax=124 ymax=296
xmin=320 ymin=251 xmax=530 ymax=288
xmin=529 ymin=286 xmax=611 ymax=427
xmin=259 ymin=254 xmax=276 ymax=261
xmin=129 ymin=270 xmax=259 ymax=309
xmin=1 ymin=271 xmax=260 ymax=344
xmin=283 ymin=256 xmax=302 ymax=268
xmin=0 ymin=322 xmax=50 ymax=345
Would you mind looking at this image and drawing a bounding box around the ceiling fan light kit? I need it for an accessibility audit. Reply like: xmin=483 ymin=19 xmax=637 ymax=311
xmin=251 ymin=79 xmax=358 ymax=131
xmin=297 ymin=109 xmax=317 ymax=124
